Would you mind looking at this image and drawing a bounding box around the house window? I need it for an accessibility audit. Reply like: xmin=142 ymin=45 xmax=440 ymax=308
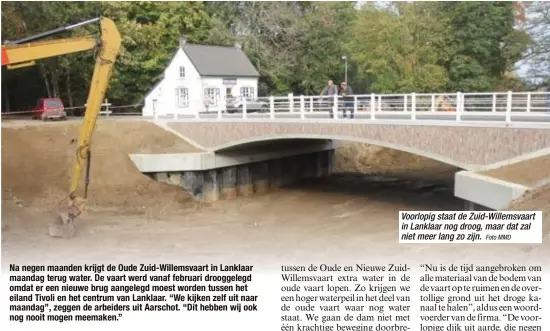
xmin=179 ymin=66 xmax=185 ymax=79
xmin=175 ymin=87 xmax=188 ymax=108
xmin=240 ymin=87 xmax=254 ymax=98
xmin=204 ymin=88 xmax=220 ymax=106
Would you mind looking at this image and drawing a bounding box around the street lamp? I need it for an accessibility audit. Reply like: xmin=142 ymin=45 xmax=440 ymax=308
xmin=341 ymin=55 xmax=348 ymax=83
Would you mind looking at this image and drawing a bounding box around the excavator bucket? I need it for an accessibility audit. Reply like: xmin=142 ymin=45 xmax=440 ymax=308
xmin=48 ymin=200 xmax=83 ymax=238
xmin=48 ymin=213 xmax=76 ymax=238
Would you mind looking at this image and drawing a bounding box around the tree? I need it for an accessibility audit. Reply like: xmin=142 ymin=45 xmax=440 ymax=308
xmin=519 ymin=2 xmax=550 ymax=86
xmin=348 ymin=2 xmax=451 ymax=93
xmin=437 ymin=1 xmax=529 ymax=92
xmin=100 ymin=1 xmax=211 ymax=104
xmin=294 ymin=1 xmax=357 ymax=94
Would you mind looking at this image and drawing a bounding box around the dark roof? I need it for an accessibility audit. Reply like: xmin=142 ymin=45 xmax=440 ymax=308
xmin=182 ymin=44 xmax=260 ymax=77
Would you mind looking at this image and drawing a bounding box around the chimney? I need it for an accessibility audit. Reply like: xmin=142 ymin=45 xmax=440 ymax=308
xmin=179 ymin=37 xmax=187 ymax=48
xmin=234 ymin=41 xmax=242 ymax=50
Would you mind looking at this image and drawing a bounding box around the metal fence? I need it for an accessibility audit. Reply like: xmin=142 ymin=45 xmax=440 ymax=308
xmin=3 ymin=91 xmax=549 ymax=124
xmin=145 ymin=91 xmax=550 ymax=123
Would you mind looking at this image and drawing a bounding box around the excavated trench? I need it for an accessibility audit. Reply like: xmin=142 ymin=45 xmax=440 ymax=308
xmin=2 ymin=120 xmax=548 ymax=267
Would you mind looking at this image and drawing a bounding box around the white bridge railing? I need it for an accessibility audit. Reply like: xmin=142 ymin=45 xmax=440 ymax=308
xmin=146 ymin=91 xmax=550 ymax=123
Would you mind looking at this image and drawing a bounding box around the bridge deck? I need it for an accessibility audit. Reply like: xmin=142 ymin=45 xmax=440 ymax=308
xmin=164 ymin=121 xmax=550 ymax=170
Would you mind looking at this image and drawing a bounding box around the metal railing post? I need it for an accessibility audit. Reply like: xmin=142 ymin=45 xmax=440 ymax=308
xmin=269 ymin=96 xmax=275 ymax=119
xmin=456 ymin=92 xmax=461 ymax=121
xmin=309 ymin=96 xmax=313 ymax=112
xmin=506 ymin=91 xmax=512 ymax=123
xmin=218 ymin=98 xmax=224 ymax=119
xmin=411 ymin=93 xmax=416 ymax=120
xmin=431 ymin=95 xmax=435 ymax=112
xmin=332 ymin=94 xmax=338 ymax=119
xmin=492 ymin=94 xmax=497 ymax=112
xmin=288 ymin=94 xmax=294 ymax=112
xmin=370 ymin=93 xmax=376 ymax=120
xmin=105 ymin=98 xmax=110 ymax=118
xmin=526 ymin=92 xmax=531 ymax=112
xmin=242 ymin=98 xmax=247 ymax=119
xmin=353 ymin=95 xmax=358 ymax=115
xmin=300 ymin=95 xmax=305 ymax=119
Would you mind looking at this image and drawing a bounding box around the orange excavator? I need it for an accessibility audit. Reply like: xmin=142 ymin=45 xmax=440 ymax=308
xmin=1 ymin=17 xmax=122 ymax=238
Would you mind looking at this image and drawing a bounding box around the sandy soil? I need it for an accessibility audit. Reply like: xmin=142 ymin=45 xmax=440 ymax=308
xmin=334 ymin=141 xmax=459 ymax=181
xmin=479 ymin=154 xmax=550 ymax=187
xmin=2 ymin=120 xmax=198 ymax=213
xmin=507 ymin=184 xmax=550 ymax=228
xmin=1 ymin=121 xmax=548 ymax=268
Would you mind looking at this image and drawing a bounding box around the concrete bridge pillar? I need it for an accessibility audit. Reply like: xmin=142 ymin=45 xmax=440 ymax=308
xmin=315 ymin=151 xmax=325 ymax=177
xmin=221 ymin=167 xmax=237 ymax=200
xmin=268 ymin=158 xmax=283 ymax=189
xmin=295 ymin=154 xmax=308 ymax=180
xmin=146 ymin=149 xmax=338 ymax=202
xmin=303 ymin=152 xmax=318 ymax=179
xmin=317 ymin=150 xmax=332 ymax=177
xmin=328 ymin=149 xmax=335 ymax=175
xmin=203 ymin=170 xmax=220 ymax=202
xmin=237 ymin=165 xmax=253 ymax=196
xmin=281 ymin=156 xmax=297 ymax=186
xmin=252 ymin=162 xmax=270 ymax=193
xmin=182 ymin=172 xmax=204 ymax=200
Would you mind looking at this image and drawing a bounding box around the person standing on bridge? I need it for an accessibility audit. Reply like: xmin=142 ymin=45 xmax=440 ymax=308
xmin=340 ymin=81 xmax=354 ymax=118
xmin=322 ymin=80 xmax=339 ymax=118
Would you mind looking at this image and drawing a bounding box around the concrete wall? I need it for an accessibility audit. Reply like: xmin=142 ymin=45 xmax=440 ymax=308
xmin=455 ymin=171 xmax=529 ymax=210
xmin=129 ymin=139 xmax=337 ymax=173
xmin=151 ymin=150 xmax=335 ymax=202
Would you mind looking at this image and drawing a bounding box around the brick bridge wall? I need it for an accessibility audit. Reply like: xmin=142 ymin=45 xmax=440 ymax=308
xmin=166 ymin=122 xmax=550 ymax=170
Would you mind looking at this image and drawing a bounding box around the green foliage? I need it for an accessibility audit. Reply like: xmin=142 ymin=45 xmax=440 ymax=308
xmin=436 ymin=1 xmax=527 ymax=92
xmin=295 ymin=2 xmax=357 ymax=94
xmin=348 ymin=2 xmax=451 ymax=93
xmin=0 ymin=1 xmax=536 ymax=112
xmin=100 ymin=1 xmax=211 ymax=103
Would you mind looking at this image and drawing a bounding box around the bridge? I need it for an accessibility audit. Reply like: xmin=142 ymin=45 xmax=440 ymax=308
xmin=130 ymin=91 xmax=550 ymax=210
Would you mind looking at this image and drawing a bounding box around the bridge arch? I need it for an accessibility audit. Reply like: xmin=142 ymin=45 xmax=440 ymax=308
xmin=211 ymin=134 xmax=470 ymax=169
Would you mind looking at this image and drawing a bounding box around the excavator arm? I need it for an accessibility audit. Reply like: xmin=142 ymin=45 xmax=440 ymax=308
xmin=2 ymin=17 xmax=122 ymax=238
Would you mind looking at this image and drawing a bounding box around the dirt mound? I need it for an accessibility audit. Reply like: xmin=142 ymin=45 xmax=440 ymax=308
xmin=2 ymin=120 xmax=200 ymax=213
xmin=335 ymin=141 xmax=458 ymax=180
xmin=506 ymin=184 xmax=550 ymax=234
xmin=479 ymin=154 xmax=550 ymax=187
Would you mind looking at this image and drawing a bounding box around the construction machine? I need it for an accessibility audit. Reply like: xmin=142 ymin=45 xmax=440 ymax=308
xmin=1 ymin=17 xmax=122 ymax=238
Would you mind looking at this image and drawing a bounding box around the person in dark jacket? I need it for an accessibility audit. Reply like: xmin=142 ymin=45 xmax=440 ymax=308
xmin=340 ymin=81 xmax=354 ymax=118
xmin=322 ymin=80 xmax=338 ymax=118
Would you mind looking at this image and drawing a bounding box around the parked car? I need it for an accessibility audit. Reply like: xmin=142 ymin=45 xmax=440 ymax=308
xmin=226 ymin=97 xmax=268 ymax=113
xmin=32 ymin=98 xmax=67 ymax=121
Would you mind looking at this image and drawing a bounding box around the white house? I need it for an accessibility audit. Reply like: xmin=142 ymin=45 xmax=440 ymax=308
xmin=142 ymin=38 xmax=260 ymax=116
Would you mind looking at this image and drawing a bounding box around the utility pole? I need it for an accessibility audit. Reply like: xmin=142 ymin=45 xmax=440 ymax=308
xmin=341 ymin=55 xmax=348 ymax=82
